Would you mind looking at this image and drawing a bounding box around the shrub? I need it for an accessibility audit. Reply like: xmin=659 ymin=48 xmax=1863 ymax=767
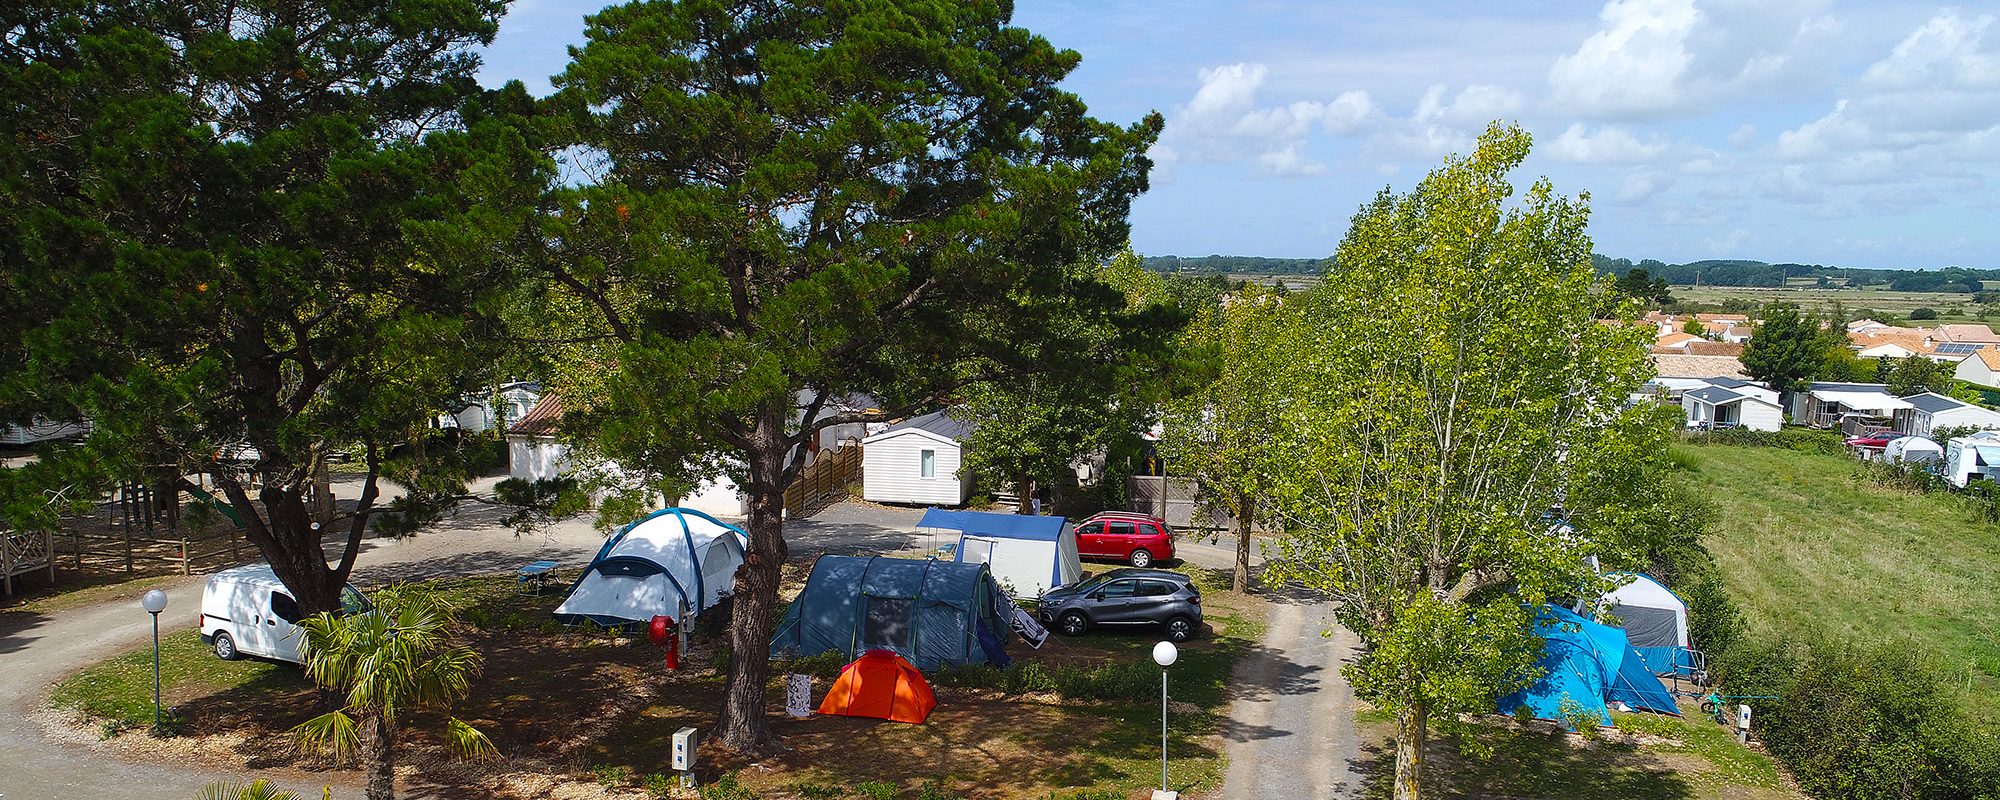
xmin=854 ymin=781 xmax=899 ymax=800
xmin=917 ymin=779 xmax=963 ymax=800
xmin=1556 ymin=695 xmax=1602 ymax=737
xmin=1716 ymin=634 xmax=2000 ymax=799
xmin=792 ymin=782 xmax=844 ymax=800
xmin=1910 ymin=307 xmax=1939 ymax=320
xmin=700 ymin=772 xmax=760 ymax=800
xmin=1685 ymin=426 xmax=1846 ymax=456
xmin=591 ymin=764 xmax=635 ymax=787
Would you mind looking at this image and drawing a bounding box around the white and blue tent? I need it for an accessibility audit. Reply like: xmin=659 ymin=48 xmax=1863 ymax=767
xmin=1594 ymin=572 xmax=1694 ymax=677
xmin=555 ymin=508 xmax=749 ymax=627
xmin=920 ymin=508 xmax=1082 ymax=597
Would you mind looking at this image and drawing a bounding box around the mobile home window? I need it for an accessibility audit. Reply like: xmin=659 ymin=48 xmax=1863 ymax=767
xmin=920 ymin=449 xmax=936 ymax=478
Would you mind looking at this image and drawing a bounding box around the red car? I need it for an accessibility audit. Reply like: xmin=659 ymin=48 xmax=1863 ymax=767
xmin=1072 ymin=512 xmax=1176 ymax=568
xmin=1845 ymin=432 xmax=1904 ymax=449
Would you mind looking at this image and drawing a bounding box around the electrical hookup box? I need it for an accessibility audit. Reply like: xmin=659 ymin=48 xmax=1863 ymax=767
xmin=672 ymin=727 xmax=698 ymax=772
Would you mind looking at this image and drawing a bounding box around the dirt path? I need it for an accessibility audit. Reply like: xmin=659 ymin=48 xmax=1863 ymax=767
xmin=1218 ymin=595 xmax=1364 ymax=800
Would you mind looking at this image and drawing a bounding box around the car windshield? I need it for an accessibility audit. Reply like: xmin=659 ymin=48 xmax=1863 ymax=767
xmin=339 ymin=586 xmax=372 ymax=616
xmin=1068 ymin=573 xmax=1122 ymax=592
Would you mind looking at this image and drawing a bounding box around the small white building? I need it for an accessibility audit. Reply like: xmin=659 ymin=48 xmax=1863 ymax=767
xmin=1682 ymin=385 xmax=1784 ymax=431
xmin=1790 ymin=382 xmax=1908 ymax=427
xmin=505 ymin=393 xmax=570 ymax=481
xmin=1956 ymin=349 xmax=2000 ymax=389
xmin=1892 ymin=393 xmax=2000 ymax=440
xmin=0 ymin=416 xmax=90 ymax=446
xmin=862 ymin=409 xmax=974 ymax=506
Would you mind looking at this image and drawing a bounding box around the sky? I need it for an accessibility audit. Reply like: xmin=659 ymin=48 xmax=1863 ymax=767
xmin=477 ymin=0 xmax=2000 ymax=270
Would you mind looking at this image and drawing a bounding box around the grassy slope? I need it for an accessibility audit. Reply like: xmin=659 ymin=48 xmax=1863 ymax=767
xmin=1680 ymin=444 xmax=2000 ymax=716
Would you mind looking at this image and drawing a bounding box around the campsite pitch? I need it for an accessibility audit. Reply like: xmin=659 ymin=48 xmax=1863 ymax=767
xmin=45 ymin=569 xmax=1267 ymax=799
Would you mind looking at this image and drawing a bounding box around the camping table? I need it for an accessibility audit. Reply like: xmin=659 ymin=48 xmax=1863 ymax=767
xmin=516 ymin=560 xmax=560 ymax=595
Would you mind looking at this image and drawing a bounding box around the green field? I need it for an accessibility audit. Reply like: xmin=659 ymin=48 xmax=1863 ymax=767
xmin=1671 ymin=285 xmax=1987 ymax=322
xmin=1679 ymin=444 xmax=2000 ymax=718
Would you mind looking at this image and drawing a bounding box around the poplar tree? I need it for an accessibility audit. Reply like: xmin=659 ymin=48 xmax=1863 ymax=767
xmin=1262 ymin=124 xmax=1664 ymax=799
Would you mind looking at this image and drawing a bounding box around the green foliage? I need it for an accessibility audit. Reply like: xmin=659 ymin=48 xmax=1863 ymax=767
xmin=1140 ymin=254 xmax=1328 ymax=275
xmin=958 ymin=250 xmax=1189 ymax=509
xmin=1256 ymin=123 xmax=1666 ymax=796
xmin=1739 ymin=302 xmax=1826 ymax=393
xmin=916 ymin=780 xmax=964 ymax=800
xmin=854 ymin=781 xmax=900 ymax=800
xmin=50 ymin=629 xmax=292 ymax=734
xmin=790 ymin=782 xmax=845 ymax=800
xmin=592 ymin=764 xmax=636 ymax=788
xmin=1682 ymin=317 xmax=1706 ymax=335
xmin=0 ymin=0 xmax=519 ymax=614
xmin=1885 ymin=355 xmax=1961 ymax=397
xmin=1555 ymin=695 xmax=1602 ymax=737
xmin=292 ymin=586 xmax=494 ymax=797
xmin=645 ymin=773 xmax=677 ymax=798
xmin=469 ymin=0 xmax=1163 ymax=748
xmin=1686 ymin=426 xmax=1847 ymax=455
xmin=1719 ymin=634 xmax=2000 ymax=800
xmin=1909 ymin=306 xmax=1940 ymax=320
xmin=698 ymin=773 xmax=761 ymax=800
xmin=196 ymin=781 xmax=310 ymax=800
xmin=1613 ymin=268 xmax=1673 ymax=305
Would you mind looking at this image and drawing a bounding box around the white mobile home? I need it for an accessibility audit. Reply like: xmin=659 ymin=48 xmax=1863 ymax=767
xmin=1945 ymin=433 xmax=2000 ymax=488
xmin=506 ymin=393 xmax=570 ymax=481
xmin=862 ymin=410 xmax=974 ymax=506
xmin=1893 ymin=393 xmax=2000 ymax=440
xmin=1681 ymin=386 xmax=1783 ymax=432
xmin=1789 ymin=383 xmax=1908 ymax=428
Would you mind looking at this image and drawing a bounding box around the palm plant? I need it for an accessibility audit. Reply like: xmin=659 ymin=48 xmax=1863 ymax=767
xmin=194 ymin=780 xmax=326 ymax=800
xmin=291 ymin=586 xmax=495 ymax=800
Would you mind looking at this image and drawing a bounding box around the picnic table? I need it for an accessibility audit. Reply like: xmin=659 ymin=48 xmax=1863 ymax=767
xmin=517 ymin=560 xmax=560 ymax=595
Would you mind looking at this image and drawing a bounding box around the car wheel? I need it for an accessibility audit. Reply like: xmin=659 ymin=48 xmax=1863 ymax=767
xmin=1059 ymin=611 xmax=1090 ymax=636
xmin=1166 ymin=616 xmax=1195 ymax=643
xmin=1128 ymin=548 xmax=1153 ymax=568
xmin=213 ymin=631 xmax=240 ymax=661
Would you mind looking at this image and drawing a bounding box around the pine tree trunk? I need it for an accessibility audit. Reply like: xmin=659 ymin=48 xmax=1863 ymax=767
xmin=1233 ymin=490 xmax=1252 ymax=593
xmin=1393 ymin=702 xmax=1428 ymax=800
xmin=364 ymin=712 xmax=396 ymax=800
xmin=715 ymin=407 xmax=789 ymax=751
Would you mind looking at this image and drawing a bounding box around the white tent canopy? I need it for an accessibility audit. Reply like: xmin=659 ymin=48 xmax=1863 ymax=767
xmin=1595 ymin=572 xmax=1690 ymax=650
xmin=555 ymin=508 xmax=749 ymax=627
xmin=920 ymin=508 xmax=1083 ymax=597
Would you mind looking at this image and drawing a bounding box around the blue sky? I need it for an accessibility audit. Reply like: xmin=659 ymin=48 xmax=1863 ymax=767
xmin=477 ymin=1 xmax=2000 ymax=269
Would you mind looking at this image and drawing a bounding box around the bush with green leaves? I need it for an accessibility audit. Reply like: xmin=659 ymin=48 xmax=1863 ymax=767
xmin=1718 ymin=635 xmax=2000 ymax=799
xmin=1687 ymin=427 xmax=1846 ymax=456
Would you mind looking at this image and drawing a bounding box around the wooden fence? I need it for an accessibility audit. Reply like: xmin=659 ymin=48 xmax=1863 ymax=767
xmin=1 ymin=529 xmax=54 ymax=597
xmin=785 ymin=445 xmax=863 ymax=519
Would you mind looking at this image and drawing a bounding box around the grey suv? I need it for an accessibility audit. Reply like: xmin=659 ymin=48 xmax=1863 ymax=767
xmin=1038 ymin=568 xmax=1202 ymax=642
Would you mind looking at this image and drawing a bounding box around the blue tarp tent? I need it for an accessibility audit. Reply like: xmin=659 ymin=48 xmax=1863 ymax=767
xmin=918 ymin=508 xmax=1082 ymax=597
xmin=1498 ymin=606 xmax=1680 ymax=729
xmin=770 ymin=555 xmax=1013 ymax=672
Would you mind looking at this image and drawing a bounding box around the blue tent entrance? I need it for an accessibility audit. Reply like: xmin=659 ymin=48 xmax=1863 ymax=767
xmin=1498 ymin=605 xmax=1680 ymax=729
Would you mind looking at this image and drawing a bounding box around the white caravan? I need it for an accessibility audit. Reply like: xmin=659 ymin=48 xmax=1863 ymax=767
xmin=1944 ymin=432 xmax=2000 ymax=488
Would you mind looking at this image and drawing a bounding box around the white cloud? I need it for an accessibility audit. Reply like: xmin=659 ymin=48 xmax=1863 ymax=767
xmin=1613 ymin=171 xmax=1676 ymax=204
xmin=1546 ymin=123 xmax=1673 ymax=163
xmin=1729 ymin=124 xmax=1757 ymax=148
xmin=1767 ymin=10 xmax=2000 ymax=205
xmin=1159 ymin=62 xmax=1377 ymax=177
xmin=1413 ymin=83 xmax=1525 ymax=125
xmin=1548 ymin=0 xmax=1838 ymax=120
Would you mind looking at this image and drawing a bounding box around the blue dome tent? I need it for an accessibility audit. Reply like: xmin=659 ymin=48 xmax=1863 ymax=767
xmin=1498 ymin=605 xmax=1680 ymax=729
xmin=770 ymin=555 xmax=1014 ymax=672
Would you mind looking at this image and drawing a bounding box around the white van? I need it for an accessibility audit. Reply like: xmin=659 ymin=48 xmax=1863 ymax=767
xmin=198 ymin=564 xmax=369 ymax=664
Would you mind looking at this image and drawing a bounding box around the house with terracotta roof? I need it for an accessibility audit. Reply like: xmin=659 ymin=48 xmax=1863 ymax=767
xmin=1653 ymin=332 xmax=1705 ymax=352
xmin=1937 ymin=323 xmax=2000 ymax=344
xmin=1651 ymin=353 xmax=1749 ymax=380
xmin=1956 ymin=349 xmax=2000 ymax=389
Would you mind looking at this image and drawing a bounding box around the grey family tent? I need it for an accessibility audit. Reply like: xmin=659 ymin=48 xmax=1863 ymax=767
xmin=769 ymin=555 xmax=1014 ymax=672
xmin=1498 ymin=605 xmax=1681 ymax=729
xmin=554 ymin=508 xmax=748 ymax=627
xmin=1594 ymin=572 xmax=1695 ymax=677
xmin=919 ymin=507 xmax=1083 ymax=597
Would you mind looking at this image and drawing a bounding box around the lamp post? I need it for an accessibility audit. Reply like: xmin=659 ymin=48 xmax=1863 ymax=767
xmin=140 ymin=589 xmax=168 ymax=732
xmin=1152 ymin=640 xmax=1179 ymax=800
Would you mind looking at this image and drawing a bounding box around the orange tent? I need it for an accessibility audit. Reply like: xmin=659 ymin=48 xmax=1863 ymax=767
xmin=817 ymin=650 xmax=937 ymax=724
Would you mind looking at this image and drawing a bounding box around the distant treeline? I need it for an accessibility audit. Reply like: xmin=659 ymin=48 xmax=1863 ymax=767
xmin=1141 ymin=255 xmax=1329 ymax=276
xmin=1592 ymin=255 xmax=1994 ymax=293
xmin=1146 ymin=253 xmax=1995 ymax=293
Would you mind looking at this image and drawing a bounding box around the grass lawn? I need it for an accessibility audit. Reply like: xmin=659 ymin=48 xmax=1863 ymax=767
xmin=1349 ymin=708 xmax=1800 ymax=800
xmin=1678 ymin=443 xmax=2000 ymax=718
xmin=49 ymin=627 xmax=306 ymax=736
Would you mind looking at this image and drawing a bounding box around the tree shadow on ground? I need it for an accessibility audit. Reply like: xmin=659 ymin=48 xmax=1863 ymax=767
xmin=0 ymin=608 xmax=49 ymax=655
xmin=1348 ymin=722 xmax=1696 ymax=800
